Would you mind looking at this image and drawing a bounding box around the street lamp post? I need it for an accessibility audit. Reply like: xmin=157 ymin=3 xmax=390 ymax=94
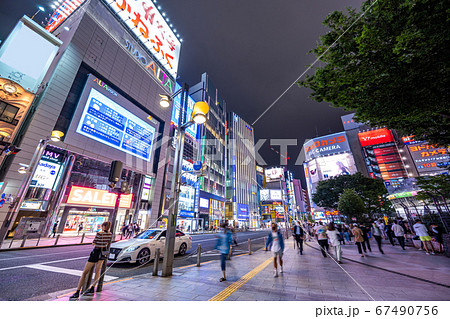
xmin=158 ymin=86 xmax=209 ymax=277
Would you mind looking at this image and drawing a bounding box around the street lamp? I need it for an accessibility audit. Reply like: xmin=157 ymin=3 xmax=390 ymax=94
xmin=31 ymin=6 xmax=45 ymax=20
xmin=0 ymin=130 xmax=63 ymax=245
xmin=159 ymin=85 xmax=209 ymax=277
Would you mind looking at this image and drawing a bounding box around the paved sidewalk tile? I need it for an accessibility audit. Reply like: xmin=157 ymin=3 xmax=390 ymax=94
xmin=47 ymin=237 xmax=450 ymax=302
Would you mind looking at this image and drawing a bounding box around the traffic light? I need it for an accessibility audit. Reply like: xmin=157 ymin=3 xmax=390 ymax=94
xmin=108 ymin=160 xmax=123 ymax=183
xmin=2 ymin=144 xmax=21 ymax=156
xmin=121 ymin=181 xmax=130 ymax=194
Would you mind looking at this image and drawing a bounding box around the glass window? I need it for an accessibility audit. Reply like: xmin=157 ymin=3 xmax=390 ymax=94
xmin=135 ymin=229 xmax=161 ymax=239
xmin=0 ymin=102 xmax=19 ymax=124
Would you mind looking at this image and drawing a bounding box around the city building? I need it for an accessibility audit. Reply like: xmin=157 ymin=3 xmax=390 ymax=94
xmin=226 ymin=112 xmax=258 ymax=228
xmin=259 ymin=167 xmax=288 ymax=226
xmin=0 ymin=0 xmax=184 ymax=240
xmin=189 ymin=73 xmax=227 ymax=230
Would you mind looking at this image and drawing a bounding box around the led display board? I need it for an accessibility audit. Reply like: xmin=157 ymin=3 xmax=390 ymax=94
xmin=76 ymin=87 xmax=156 ymax=162
xmin=30 ymin=160 xmax=62 ymax=190
xmin=407 ymin=141 xmax=450 ymax=174
xmin=358 ymin=128 xmax=394 ymax=147
xmin=265 ymin=167 xmax=284 ymax=182
xmin=304 ymin=132 xmax=350 ymax=162
xmin=237 ymin=203 xmax=249 ymax=220
xmin=259 ymin=189 xmax=283 ymax=202
xmin=106 ymin=0 xmax=181 ymax=79
xmin=45 ymin=0 xmax=87 ymax=32
xmin=67 ymin=186 xmax=133 ymax=208
xmin=199 ymin=198 xmax=209 ymax=209
xmin=0 ymin=16 xmax=62 ymax=93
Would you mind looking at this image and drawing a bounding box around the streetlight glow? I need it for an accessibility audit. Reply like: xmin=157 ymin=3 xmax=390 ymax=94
xmin=159 ymin=94 xmax=171 ymax=108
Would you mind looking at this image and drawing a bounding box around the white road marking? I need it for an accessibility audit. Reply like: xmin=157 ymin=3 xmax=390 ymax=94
xmin=0 ymin=249 xmax=91 ymax=262
xmin=0 ymin=256 xmax=87 ymax=271
xmin=25 ymin=264 xmax=118 ymax=281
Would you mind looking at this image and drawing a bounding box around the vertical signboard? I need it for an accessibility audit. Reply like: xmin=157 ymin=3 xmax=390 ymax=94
xmin=0 ymin=16 xmax=62 ymax=93
xmin=106 ymin=0 xmax=181 ymax=78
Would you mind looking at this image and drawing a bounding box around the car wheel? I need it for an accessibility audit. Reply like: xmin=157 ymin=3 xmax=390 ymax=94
xmin=137 ymin=248 xmax=151 ymax=265
xmin=178 ymin=243 xmax=187 ymax=256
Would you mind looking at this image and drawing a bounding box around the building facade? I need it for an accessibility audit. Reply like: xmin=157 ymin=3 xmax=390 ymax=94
xmin=0 ymin=0 xmax=183 ymax=239
xmin=226 ymin=112 xmax=258 ymax=228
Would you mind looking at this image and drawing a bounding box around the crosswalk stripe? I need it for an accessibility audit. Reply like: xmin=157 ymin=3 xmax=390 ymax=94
xmin=25 ymin=264 xmax=118 ymax=281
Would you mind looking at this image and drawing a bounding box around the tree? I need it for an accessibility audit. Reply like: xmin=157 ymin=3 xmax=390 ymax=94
xmin=415 ymin=173 xmax=450 ymax=233
xmin=299 ymin=0 xmax=450 ymax=146
xmin=312 ymin=172 xmax=391 ymax=218
xmin=338 ymin=189 xmax=366 ymax=222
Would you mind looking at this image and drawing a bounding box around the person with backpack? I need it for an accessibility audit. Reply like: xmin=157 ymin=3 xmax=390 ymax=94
xmin=70 ymin=221 xmax=113 ymax=300
xmin=266 ymin=223 xmax=285 ymax=277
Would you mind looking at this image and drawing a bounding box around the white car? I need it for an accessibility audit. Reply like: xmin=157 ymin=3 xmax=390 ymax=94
xmin=108 ymin=229 xmax=192 ymax=265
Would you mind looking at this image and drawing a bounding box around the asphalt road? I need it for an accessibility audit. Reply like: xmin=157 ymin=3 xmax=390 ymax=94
xmin=0 ymin=230 xmax=269 ymax=301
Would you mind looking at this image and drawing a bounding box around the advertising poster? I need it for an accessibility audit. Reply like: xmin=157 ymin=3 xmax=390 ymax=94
xmin=407 ymin=141 xmax=450 ymax=174
xmin=304 ymin=132 xmax=350 ymax=162
xmin=30 ymin=160 xmax=62 ymax=189
xmin=76 ymin=88 xmax=156 ymax=162
xmin=358 ymin=128 xmax=394 ymax=147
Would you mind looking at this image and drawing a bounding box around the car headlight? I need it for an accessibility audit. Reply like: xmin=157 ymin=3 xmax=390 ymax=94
xmin=124 ymin=246 xmax=140 ymax=252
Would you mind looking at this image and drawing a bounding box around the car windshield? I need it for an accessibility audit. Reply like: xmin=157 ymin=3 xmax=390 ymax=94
xmin=135 ymin=229 xmax=161 ymax=240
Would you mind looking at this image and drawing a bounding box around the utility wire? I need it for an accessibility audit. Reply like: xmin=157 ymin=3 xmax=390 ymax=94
xmin=252 ymin=0 xmax=380 ymax=126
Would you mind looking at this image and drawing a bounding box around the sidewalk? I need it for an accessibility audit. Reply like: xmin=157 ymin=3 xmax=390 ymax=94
xmin=0 ymin=233 xmax=123 ymax=250
xmin=41 ymin=237 xmax=450 ymax=301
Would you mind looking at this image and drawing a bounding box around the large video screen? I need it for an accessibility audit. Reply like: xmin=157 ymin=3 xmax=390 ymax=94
xmin=76 ymin=88 xmax=156 ymax=161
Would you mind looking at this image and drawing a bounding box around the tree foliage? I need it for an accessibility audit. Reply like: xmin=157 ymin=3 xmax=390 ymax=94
xmin=299 ymin=0 xmax=450 ymax=146
xmin=338 ymin=189 xmax=366 ymax=222
xmin=312 ymin=172 xmax=391 ymax=217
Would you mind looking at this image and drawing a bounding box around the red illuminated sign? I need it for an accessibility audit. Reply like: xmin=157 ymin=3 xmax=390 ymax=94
xmin=358 ymin=129 xmax=394 ymax=147
xmin=67 ymin=186 xmax=133 ymax=208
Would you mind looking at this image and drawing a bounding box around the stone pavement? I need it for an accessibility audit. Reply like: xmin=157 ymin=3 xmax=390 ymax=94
xmin=44 ymin=237 xmax=450 ymax=301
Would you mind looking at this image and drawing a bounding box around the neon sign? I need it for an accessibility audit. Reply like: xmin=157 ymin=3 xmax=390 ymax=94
xmin=67 ymin=186 xmax=133 ymax=208
xmin=108 ymin=0 xmax=181 ymax=79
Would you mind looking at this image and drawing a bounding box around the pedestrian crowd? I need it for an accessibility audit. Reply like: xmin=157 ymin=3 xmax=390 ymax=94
xmin=120 ymin=222 xmax=141 ymax=239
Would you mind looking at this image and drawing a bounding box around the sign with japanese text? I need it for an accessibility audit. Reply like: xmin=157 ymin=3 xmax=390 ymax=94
xmin=304 ymin=132 xmax=351 ymax=161
xmin=407 ymin=141 xmax=450 ymax=174
xmin=45 ymin=0 xmax=87 ymax=32
xmin=67 ymin=186 xmax=133 ymax=208
xmin=265 ymin=167 xmax=284 ymax=182
xmin=107 ymin=0 xmax=181 ymax=78
xmin=358 ymin=128 xmax=394 ymax=147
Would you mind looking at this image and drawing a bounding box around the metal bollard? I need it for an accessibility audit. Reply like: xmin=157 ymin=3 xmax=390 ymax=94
xmin=152 ymin=248 xmax=160 ymax=276
xmin=20 ymin=236 xmax=27 ymax=248
xmin=248 ymin=238 xmax=252 ymax=255
xmin=196 ymin=244 xmax=201 ymax=267
xmin=264 ymin=237 xmax=267 ymax=251
xmin=54 ymin=234 xmax=60 ymax=246
xmin=80 ymin=233 xmax=85 ymax=244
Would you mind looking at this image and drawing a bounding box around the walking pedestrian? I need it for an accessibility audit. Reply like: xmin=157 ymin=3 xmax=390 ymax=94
xmin=134 ymin=223 xmax=140 ymax=235
xmin=371 ymin=221 xmax=384 ymax=254
xmin=293 ymin=221 xmax=304 ymax=254
xmin=314 ymin=221 xmax=329 ymax=258
xmin=337 ymin=224 xmax=345 ymax=245
xmin=327 ymin=222 xmax=342 ymax=264
xmin=361 ymin=224 xmax=372 ymax=252
xmin=215 ymin=223 xmax=232 ymax=282
xmin=51 ymin=221 xmax=58 ymax=238
xmin=231 ymin=227 xmax=238 ymax=246
xmin=352 ymin=223 xmax=367 ymax=257
xmin=392 ymin=220 xmax=406 ymax=250
xmin=385 ymin=222 xmax=396 ymax=246
xmin=77 ymin=223 xmax=83 ymax=236
xmin=126 ymin=224 xmax=133 ymax=238
xmin=266 ymin=223 xmax=285 ymax=277
xmin=430 ymin=223 xmax=443 ymax=253
xmin=69 ymin=221 xmax=113 ymax=300
xmin=343 ymin=224 xmax=351 ymax=243
xmin=413 ymin=219 xmax=435 ymax=255
xmin=377 ymin=219 xmax=387 ymax=240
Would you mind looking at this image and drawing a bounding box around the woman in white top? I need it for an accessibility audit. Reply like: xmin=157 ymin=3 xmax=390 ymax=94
xmin=326 ymin=222 xmax=342 ymax=264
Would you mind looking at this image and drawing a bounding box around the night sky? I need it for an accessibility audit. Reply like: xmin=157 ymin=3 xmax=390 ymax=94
xmin=0 ymin=0 xmax=364 ymax=183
